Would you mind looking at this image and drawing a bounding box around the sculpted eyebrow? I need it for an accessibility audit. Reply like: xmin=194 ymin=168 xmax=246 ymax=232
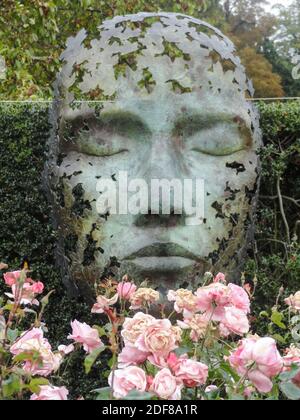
xmin=174 ymin=113 xmax=252 ymax=142
xmin=66 ymin=111 xmax=151 ymax=134
xmin=94 ymin=111 xmax=151 ymax=136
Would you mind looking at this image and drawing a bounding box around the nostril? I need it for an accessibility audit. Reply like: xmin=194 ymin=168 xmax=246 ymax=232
xmin=134 ymin=209 xmax=185 ymax=228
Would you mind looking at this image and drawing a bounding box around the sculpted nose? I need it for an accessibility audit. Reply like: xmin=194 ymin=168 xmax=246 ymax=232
xmin=142 ymin=135 xmax=179 ymax=181
xmin=133 ymin=136 xmax=186 ymax=227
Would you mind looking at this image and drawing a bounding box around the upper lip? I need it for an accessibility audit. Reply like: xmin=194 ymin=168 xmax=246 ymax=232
xmin=123 ymin=243 xmax=204 ymax=263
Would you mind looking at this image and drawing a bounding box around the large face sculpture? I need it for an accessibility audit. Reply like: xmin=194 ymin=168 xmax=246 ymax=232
xmin=45 ymin=13 xmax=261 ymax=299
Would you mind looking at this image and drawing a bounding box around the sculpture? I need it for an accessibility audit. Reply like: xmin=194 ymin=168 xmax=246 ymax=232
xmin=45 ymin=13 xmax=262 ymax=300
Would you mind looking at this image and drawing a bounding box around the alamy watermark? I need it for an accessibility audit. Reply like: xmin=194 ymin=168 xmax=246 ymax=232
xmin=96 ymin=171 xmax=205 ymax=226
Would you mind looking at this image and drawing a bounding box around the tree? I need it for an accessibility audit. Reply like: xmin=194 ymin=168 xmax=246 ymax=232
xmin=222 ymin=0 xmax=285 ymax=97
xmin=0 ymin=0 xmax=223 ymax=99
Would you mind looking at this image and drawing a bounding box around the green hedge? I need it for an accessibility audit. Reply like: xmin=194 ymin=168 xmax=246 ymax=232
xmin=0 ymin=101 xmax=299 ymax=395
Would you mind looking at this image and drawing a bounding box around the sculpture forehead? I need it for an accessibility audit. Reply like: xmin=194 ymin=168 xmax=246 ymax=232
xmin=58 ymin=12 xmax=254 ymax=100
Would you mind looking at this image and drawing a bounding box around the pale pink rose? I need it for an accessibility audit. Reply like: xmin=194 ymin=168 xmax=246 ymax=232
xmin=285 ymin=291 xmax=300 ymax=312
xmin=91 ymin=293 xmax=119 ymax=314
xmin=214 ymin=272 xmax=226 ymax=284
xmin=0 ymin=262 xmax=8 ymax=271
xmin=3 ymin=270 xmax=22 ymax=286
xmin=121 ymin=312 xmax=155 ymax=346
xmin=108 ymin=366 xmax=147 ymax=398
xmin=118 ymin=345 xmax=149 ymax=368
xmin=196 ymin=282 xmax=230 ymax=314
xmin=68 ymin=320 xmax=103 ymax=353
xmin=31 ymin=281 xmax=44 ymax=294
xmin=205 ymin=385 xmax=218 ymax=393
xmin=58 ymin=344 xmax=75 ymax=355
xmin=129 ymin=288 xmax=160 ymax=310
xmin=220 ymin=306 xmax=250 ymax=336
xmin=228 ymin=283 xmax=250 ymax=313
xmin=10 ymin=328 xmax=62 ymax=376
xmin=283 ymin=345 xmax=300 ymax=387
xmin=251 ymin=337 xmax=283 ymax=377
xmin=177 ymin=313 xmax=209 ymax=342
xmin=247 ymin=370 xmax=274 ymax=394
xmin=30 ymin=385 xmax=69 ymax=400
xmin=5 ymin=281 xmax=44 ymax=306
xmin=228 ymin=336 xmax=283 ymax=393
xmin=172 ymin=357 xmax=208 ymax=387
xmin=151 ymin=368 xmax=182 ymax=400
xmin=244 ymin=385 xmax=255 ymax=398
xmin=167 ymin=289 xmax=198 ymax=314
xmin=135 ymin=319 xmax=179 ymax=357
xmin=117 ymin=281 xmax=137 ymax=300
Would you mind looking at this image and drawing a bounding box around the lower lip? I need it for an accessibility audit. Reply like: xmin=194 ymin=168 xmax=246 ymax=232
xmin=123 ymin=256 xmax=197 ymax=271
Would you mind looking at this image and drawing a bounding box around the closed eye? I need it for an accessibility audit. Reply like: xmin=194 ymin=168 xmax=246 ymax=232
xmin=62 ymin=111 xmax=150 ymax=157
xmin=174 ymin=113 xmax=252 ymax=157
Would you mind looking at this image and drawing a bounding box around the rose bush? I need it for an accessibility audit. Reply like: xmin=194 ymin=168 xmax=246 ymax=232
xmin=1 ymin=267 xmax=300 ymax=400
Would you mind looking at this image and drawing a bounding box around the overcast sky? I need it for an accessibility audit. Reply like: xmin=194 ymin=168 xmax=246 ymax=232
xmin=264 ymin=0 xmax=294 ymax=13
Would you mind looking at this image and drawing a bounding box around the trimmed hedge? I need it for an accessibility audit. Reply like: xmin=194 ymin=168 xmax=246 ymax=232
xmin=0 ymin=101 xmax=299 ymax=395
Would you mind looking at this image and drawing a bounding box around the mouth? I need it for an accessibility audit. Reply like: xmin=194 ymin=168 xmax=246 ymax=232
xmin=122 ymin=243 xmax=206 ymax=271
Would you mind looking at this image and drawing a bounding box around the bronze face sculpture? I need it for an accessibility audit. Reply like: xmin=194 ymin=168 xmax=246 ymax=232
xmin=45 ymin=13 xmax=261 ymax=299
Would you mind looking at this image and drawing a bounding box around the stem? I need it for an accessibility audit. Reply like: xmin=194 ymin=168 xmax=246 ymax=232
xmin=277 ymin=177 xmax=291 ymax=244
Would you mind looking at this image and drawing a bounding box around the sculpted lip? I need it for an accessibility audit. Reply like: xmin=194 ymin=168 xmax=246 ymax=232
xmin=123 ymin=243 xmax=205 ymax=263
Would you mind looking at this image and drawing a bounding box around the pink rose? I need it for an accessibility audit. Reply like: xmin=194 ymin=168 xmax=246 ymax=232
xmin=205 ymin=385 xmax=218 ymax=393
xmin=220 ymin=306 xmax=250 ymax=336
xmin=121 ymin=312 xmax=156 ymax=346
xmin=91 ymin=293 xmax=119 ymax=314
xmin=214 ymin=272 xmax=226 ymax=284
xmin=196 ymin=282 xmax=230 ymax=314
xmin=68 ymin=320 xmax=103 ymax=353
xmin=228 ymin=336 xmax=283 ymax=393
xmin=172 ymin=356 xmax=208 ymax=387
xmin=0 ymin=262 xmax=8 ymax=271
xmin=150 ymin=368 xmax=182 ymax=400
xmin=177 ymin=313 xmax=209 ymax=342
xmin=117 ymin=281 xmax=137 ymax=300
xmin=3 ymin=270 xmax=22 ymax=286
xmin=228 ymin=283 xmax=250 ymax=313
xmin=5 ymin=281 xmax=44 ymax=306
xmin=10 ymin=328 xmax=62 ymax=376
xmin=135 ymin=319 xmax=179 ymax=357
xmin=285 ymin=291 xmax=300 ymax=312
xmin=108 ymin=366 xmax=147 ymax=398
xmin=30 ymin=385 xmax=69 ymax=400
xmin=31 ymin=281 xmax=44 ymax=294
xmin=58 ymin=344 xmax=75 ymax=355
xmin=167 ymin=289 xmax=198 ymax=315
xmin=283 ymin=345 xmax=300 ymax=387
xmin=118 ymin=345 xmax=149 ymax=368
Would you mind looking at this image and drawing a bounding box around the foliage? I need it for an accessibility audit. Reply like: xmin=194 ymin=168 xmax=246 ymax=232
xmin=0 ymin=0 xmax=299 ymax=99
xmin=244 ymin=101 xmax=300 ymax=334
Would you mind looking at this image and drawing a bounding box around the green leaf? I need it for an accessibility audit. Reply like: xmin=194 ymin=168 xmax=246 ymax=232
xmin=280 ymin=381 xmax=300 ymax=400
xmin=7 ymin=328 xmax=19 ymax=343
xmin=92 ymin=386 xmax=111 ymax=400
xmin=228 ymin=393 xmax=245 ymax=400
xmin=92 ymin=326 xmax=106 ymax=337
xmin=123 ymin=390 xmax=153 ymax=400
xmin=271 ymin=310 xmax=286 ymax=329
xmin=84 ymin=345 xmax=105 ymax=374
xmin=2 ymin=374 xmax=22 ymax=397
xmin=279 ymin=365 xmax=300 ymax=382
xmin=13 ymin=350 xmax=41 ymax=363
xmin=28 ymin=377 xmax=49 ymax=394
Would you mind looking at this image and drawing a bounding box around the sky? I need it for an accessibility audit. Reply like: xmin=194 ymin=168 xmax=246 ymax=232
xmin=264 ymin=0 xmax=294 ymax=13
